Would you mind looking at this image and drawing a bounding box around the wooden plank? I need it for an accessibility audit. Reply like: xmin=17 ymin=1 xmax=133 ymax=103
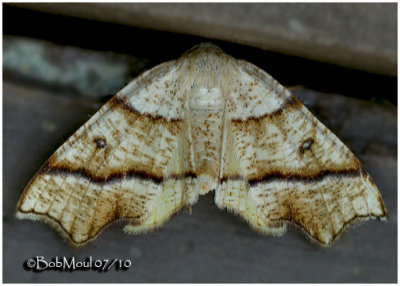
xmin=9 ymin=3 xmax=397 ymax=76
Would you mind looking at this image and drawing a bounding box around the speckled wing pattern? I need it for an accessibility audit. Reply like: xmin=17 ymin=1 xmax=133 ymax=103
xmin=16 ymin=43 xmax=387 ymax=247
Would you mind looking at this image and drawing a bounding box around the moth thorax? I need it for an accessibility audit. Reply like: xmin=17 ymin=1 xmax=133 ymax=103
xmin=189 ymin=87 xmax=225 ymax=110
xmin=189 ymin=87 xmax=225 ymax=194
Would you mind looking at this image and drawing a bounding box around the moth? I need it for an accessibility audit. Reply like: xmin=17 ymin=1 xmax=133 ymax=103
xmin=16 ymin=43 xmax=387 ymax=247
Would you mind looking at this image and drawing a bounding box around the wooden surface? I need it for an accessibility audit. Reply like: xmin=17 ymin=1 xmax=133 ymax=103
xmin=10 ymin=3 xmax=397 ymax=76
xmin=3 ymin=80 xmax=396 ymax=283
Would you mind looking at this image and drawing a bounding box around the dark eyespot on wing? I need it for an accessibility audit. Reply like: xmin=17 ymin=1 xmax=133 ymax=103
xmin=94 ymin=137 xmax=107 ymax=149
xmin=299 ymin=138 xmax=314 ymax=154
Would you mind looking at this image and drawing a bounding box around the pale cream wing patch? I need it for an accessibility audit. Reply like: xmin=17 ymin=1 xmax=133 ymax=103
xmin=16 ymin=62 xmax=198 ymax=247
xmin=216 ymin=61 xmax=387 ymax=246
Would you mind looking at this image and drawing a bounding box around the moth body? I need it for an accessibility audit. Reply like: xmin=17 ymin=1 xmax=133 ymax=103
xmin=16 ymin=43 xmax=387 ymax=247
